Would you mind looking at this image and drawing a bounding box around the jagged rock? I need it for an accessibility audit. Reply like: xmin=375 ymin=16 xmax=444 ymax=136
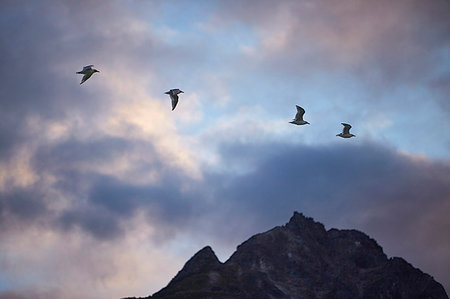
xmin=125 ymin=212 xmax=448 ymax=299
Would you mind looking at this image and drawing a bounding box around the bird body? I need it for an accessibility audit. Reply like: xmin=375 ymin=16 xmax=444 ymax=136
xmin=337 ymin=123 xmax=355 ymax=138
xmin=290 ymin=105 xmax=309 ymax=125
xmin=165 ymin=89 xmax=184 ymax=110
xmin=77 ymin=65 xmax=99 ymax=84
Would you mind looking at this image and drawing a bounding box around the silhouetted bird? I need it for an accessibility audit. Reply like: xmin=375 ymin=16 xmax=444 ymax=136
xmin=77 ymin=65 xmax=99 ymax=84
xmin=165 ymin=89 xmax=184 ymax=111
xmin=337 ymin=123 xmax=355 ymax=138
xmin=289 ymin=105 xmax=310 ymax=125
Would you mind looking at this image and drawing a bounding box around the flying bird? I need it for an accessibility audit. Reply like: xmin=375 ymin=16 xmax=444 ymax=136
xmin=77 ymin=65 xmax=99 ymax=84
xmin=165 ymin=89 xmax=184 ymax=111
xmin=289 ymin=105 xmax=310 ymax=125
xmin=336 ymin=123 xmax=356 ymax=138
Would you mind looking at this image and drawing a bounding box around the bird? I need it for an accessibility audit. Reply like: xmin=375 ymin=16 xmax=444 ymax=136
xmin=289 ymin=105 xmax=310 ymax=125
xmin=165 ymin=89 xmax=184 ymax=111
xmin=77 ymin=65 xmax=99 ymax=84
xmin=336 ymin=123 xmax=356 ymax=138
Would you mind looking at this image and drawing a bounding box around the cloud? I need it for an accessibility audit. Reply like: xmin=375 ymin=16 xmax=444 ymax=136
xmin=0 ymin=213 xmax=187 ymax=299
xmin=0 ymin=188 xmax=48 ymax=226
xmin=211 ymin=0 xmax=450 ymax=105
xmin=54 ymin=172 xmax=203 ymax=241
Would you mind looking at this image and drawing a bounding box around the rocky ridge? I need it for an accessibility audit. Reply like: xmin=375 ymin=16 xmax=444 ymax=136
xmin=125 ymin=212 xmax=448 ymax=299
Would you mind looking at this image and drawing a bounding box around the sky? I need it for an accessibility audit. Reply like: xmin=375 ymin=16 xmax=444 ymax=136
xmin=0 ymin=0 xmax=449 ymax=298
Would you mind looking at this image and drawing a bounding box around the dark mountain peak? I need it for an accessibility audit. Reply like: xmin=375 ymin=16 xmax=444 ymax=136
xmin=287 ymin=211 xmax=313 ymax=225
xmin=285 ymin=211 xmax=327 ymax=242
xmin=192 ymin=246 xmax=219 ymax=263
xmin=170 ymin=246 xmax=221 ymax=283
xmin=127 ymin=212 xmax=448 ymax=299
xmin=145 ymin=246 xmax=223 ymax=299
xmin=286 ymin=211 xmax=325 ymax=230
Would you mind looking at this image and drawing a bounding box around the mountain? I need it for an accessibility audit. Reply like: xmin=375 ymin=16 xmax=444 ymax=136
xmin=124 ymin=212 xmax=448 ymax=299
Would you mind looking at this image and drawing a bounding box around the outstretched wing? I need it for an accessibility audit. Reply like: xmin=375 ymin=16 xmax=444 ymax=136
xmin=80 ymin=73 xmax=93 ymax=84
xmin=294 ymin=105 xmax=305 ymax=121
xmin=82 ymin=65 xmax=94 ymax=72
xmin=170 ymin=93 xmax=179 ymax=110
xmin=341 ymin=123 xmax=352 ymax=134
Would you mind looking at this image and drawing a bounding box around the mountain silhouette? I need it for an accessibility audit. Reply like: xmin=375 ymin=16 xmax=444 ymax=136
xmin=124 ymin=212 xmax=448 ymax=299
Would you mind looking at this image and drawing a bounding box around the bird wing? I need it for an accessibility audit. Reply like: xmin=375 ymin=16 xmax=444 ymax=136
xmin=294 ymin=105 xmax=305 ymax=121
xmin=341 ymin=123 xmax=352 ymax=134
xmin=80 ymin=73 xmax=93 ymax=84
xmin=82 ymin=65 xmax=94 ymax=72
xmin=170 ymin=93 xmax=179 ymax=110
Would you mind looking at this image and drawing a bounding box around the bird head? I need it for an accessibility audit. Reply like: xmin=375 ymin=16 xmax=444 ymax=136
xmin=94 ymin=69 xmax=99 ymax=73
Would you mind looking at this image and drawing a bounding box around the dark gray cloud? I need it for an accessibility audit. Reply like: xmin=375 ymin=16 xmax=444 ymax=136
xmin=0 ymin=291 xmax=27 ymax=299
xmin=55 ymin=172 xmax=202 ymax=241
xmin=58 ymin=203 xmax=123 ymax=240
xmin=33 ymin=137 xmax=134 ymax=171
xmin=213 ymin=140 xmax=449 ymax=225
xmin=12 ymin=135 xmax=204 ymax=241
xmin=0 ymin=187 xmax=49 ymax=228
